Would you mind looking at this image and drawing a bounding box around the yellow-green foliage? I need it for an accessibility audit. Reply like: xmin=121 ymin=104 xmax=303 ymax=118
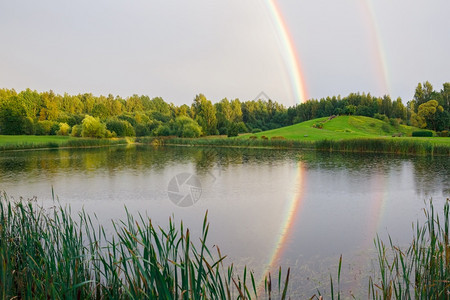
xmin=81 ymin=115 xmax=106 ymax=138
xmin=57 ymin=123 xmax=71 ymax=136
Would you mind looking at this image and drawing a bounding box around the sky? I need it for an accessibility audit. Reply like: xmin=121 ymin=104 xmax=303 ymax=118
xmin=0 ymin=0 xmax=449 ymax=106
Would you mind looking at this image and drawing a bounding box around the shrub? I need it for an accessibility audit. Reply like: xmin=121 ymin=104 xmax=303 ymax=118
xmin=227 ymin=123 xmax=239 ymax=137
xmin=106 ymin=119 xmax=135 ymax=137
xmin=23 ymin=117 xmax=35 ymax=135
xmin=381 ymin=123 xmax=390 ymax=133
xmin=437 ymin=130 xmax=448 ymax=137
xmin=81 ymin=115 xmax=106 ymax=138
xmin=249 ymin=135 xmax=257 ymax=140
xmin=173 ymin=116 xmax=202 ymax=138
xmin=412 ymin=131 xmax=433 ymax=137
xmin=135 ymin=124 xmax=151 ymax=137
xmin=154 ymin=124 xmax=171 ymax=136
xmin=57 ymin=123 xmax=71 ymax=136
xmin=71 ymin=125 xmax=82 ymax=137
xmin=237 ymin=122 xmax=248 ymax=133
xmin=251 ymin=128 xmax=262 ymax=134
xmin=313 ymin=123 xmax=323 ymax=129
xmin=35 ymin=120 xmax=59 ymax=135
xmin=374 ymin=113 xmax=389 ymax=122
xmin=261 ymin=136 xmax=268 ymax=140
xmin=389 ymin=118 xmax=400 ymax=128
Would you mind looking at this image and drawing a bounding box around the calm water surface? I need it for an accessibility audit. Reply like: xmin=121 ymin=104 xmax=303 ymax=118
xmin=0 ymin=145 xmax=448 ymax=298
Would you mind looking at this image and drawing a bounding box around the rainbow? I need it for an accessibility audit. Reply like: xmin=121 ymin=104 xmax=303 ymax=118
xmin=358 ymin=0 xmax=391 ymax=95
xmin=258 ymin=161 xmax=307 ymax=292
xmin=265 ymin=0 xmax=391 ymax=104
xmin=264 ymin=0 xmax=309 ymax=104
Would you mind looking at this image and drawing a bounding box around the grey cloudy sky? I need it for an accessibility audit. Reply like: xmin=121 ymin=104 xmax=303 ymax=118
xmin=0 ymin=0 xmax=449 ymax=106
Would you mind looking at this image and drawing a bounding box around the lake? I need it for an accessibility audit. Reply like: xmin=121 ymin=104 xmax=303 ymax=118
xmin=0 ymin=145 xmax=448 ymax=298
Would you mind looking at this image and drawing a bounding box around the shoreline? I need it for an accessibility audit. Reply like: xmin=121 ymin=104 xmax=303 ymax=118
xmin=0 ymin=135 xmax=449 ymax=156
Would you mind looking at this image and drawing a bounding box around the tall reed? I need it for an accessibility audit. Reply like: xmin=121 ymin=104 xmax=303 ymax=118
xmin=0 ymin=193 xmax=290 ymax=299
xmin=139 ymin=137 xmax=449 ymax=156
xmin=368 ymin=200 xmax=450 ymax=299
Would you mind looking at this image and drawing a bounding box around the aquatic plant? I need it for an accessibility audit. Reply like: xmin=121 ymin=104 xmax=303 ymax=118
xmin=0 ymin=193 xmax=290 ymax=299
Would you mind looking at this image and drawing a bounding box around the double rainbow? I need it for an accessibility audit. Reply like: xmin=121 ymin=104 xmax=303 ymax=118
xmin=264 ymin=0 xmax=390 ymax=104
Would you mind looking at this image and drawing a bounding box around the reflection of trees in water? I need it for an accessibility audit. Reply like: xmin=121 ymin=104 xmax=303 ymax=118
xmin=412 ymin=156 xmax=449 ymax=197
xmin=0 ymin=147 xmax=447 ymax=197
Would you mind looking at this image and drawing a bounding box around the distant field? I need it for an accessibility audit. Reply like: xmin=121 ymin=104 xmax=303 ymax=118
xmin=238 ymin=116 xmax=449 ymax=145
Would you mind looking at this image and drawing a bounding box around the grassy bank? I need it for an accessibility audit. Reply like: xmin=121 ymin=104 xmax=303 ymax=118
xmin=1 ymin=193 xmax=448 ymax=299
xmin=138 ymin=136 xmax=450 ymax=156
xmin=0 ymin=135 xmax=130 ymax=151
xmin=238 ymin=116 xmax=431 ymax=141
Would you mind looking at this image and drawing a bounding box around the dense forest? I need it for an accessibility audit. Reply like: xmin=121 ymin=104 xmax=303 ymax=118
xmin=0 ymin=81 xmax=448 ymax=138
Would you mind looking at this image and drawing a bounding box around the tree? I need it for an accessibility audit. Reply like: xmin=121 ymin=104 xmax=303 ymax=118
xmin=57 ymin=123 xmax=71 ymax=136
xmin=81 ymin=115 xmax=106 ymax=138
xmin=106 ymin=119 xmax=135 ymax=137
xmin=173 ymin=116 xmax=202 ymax=138
xmin=413 ymin=81 xmax=434 ymax=112
xmin=0 ymin=97 xmax=28 ymax=134
xmin=416 ymin=100 xmax=444 ymax=131
xmin=192 ymin=94 xmax=217 ymax=136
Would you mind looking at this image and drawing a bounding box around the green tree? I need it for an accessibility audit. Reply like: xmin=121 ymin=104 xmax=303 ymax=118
xmin=81 ymin=115 xmax=106 ymax=138
xmin=106 ymin=119 xmax=135 ymax=137
xmin=412 ymin=81 xmax=434 ymax=112
xmin=57 ymin=123 xmax=71 ymax=136
xmin=192 ymin=94 xmax=217 ymax=135
xmin=173 ymin=116 xmax=202 ymax=138
xmin=416 ymin=100 xmax=444 ymax=130
xmin=0 ymin=97 xmax=28 ymax=134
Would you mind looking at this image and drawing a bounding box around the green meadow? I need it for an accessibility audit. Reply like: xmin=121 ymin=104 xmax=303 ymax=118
xmin=239 ymin=115 xmax=446 ymax=144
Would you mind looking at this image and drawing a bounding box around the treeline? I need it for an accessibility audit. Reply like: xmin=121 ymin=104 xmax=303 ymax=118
xmin=0 ymin=81 xmax=448 ymax=138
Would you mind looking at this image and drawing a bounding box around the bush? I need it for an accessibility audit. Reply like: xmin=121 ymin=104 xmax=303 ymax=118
xmin=173 ymin=116 xmax=202 ymax=138
xmin=71 ymin=125 xmax=82 ymax=137
xmin=227 ymin=123 xmax=239 ymax=137
xmin=313 ymin=122 xmax=323 ymax=129
xmin=374 ymin=113 xmax=389 ymax=122
xmin=35 ymin=120 xmax=59 ymax=135
xmin=381 ymin=123 xmax=390 ymax=133
xmin=389 ymin=118 xmax=399 ymax=128
xmin=154 ymin=124 xmax=171 ymax=136
xmin=412 ymin=131 xmax=433 ymax=137
xmin=236 ymin=122 xmax=248 ymax=133
xmin=436 ymin=130 xmax=448 ymax=137
xmin=57 ymin=123 xmax=71 ymax=136
xmin=106 ymin=119 xmax=135 ymax=137
xmin=251 ymin=128 xmax=262 ymax=134
xmin=249 ymin=136 xmax=258 ymax=140
xmin=135 ymin=124 xmax=151 ymax=137
xmin=23 ymin=117 xmax=35 ymax=135
xmin=81 ymin=115 xmax=106 ymax=138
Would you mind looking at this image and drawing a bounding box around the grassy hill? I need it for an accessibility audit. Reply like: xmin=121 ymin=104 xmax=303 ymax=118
xmin=239 ymin=116 xmax=431 ymax=141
